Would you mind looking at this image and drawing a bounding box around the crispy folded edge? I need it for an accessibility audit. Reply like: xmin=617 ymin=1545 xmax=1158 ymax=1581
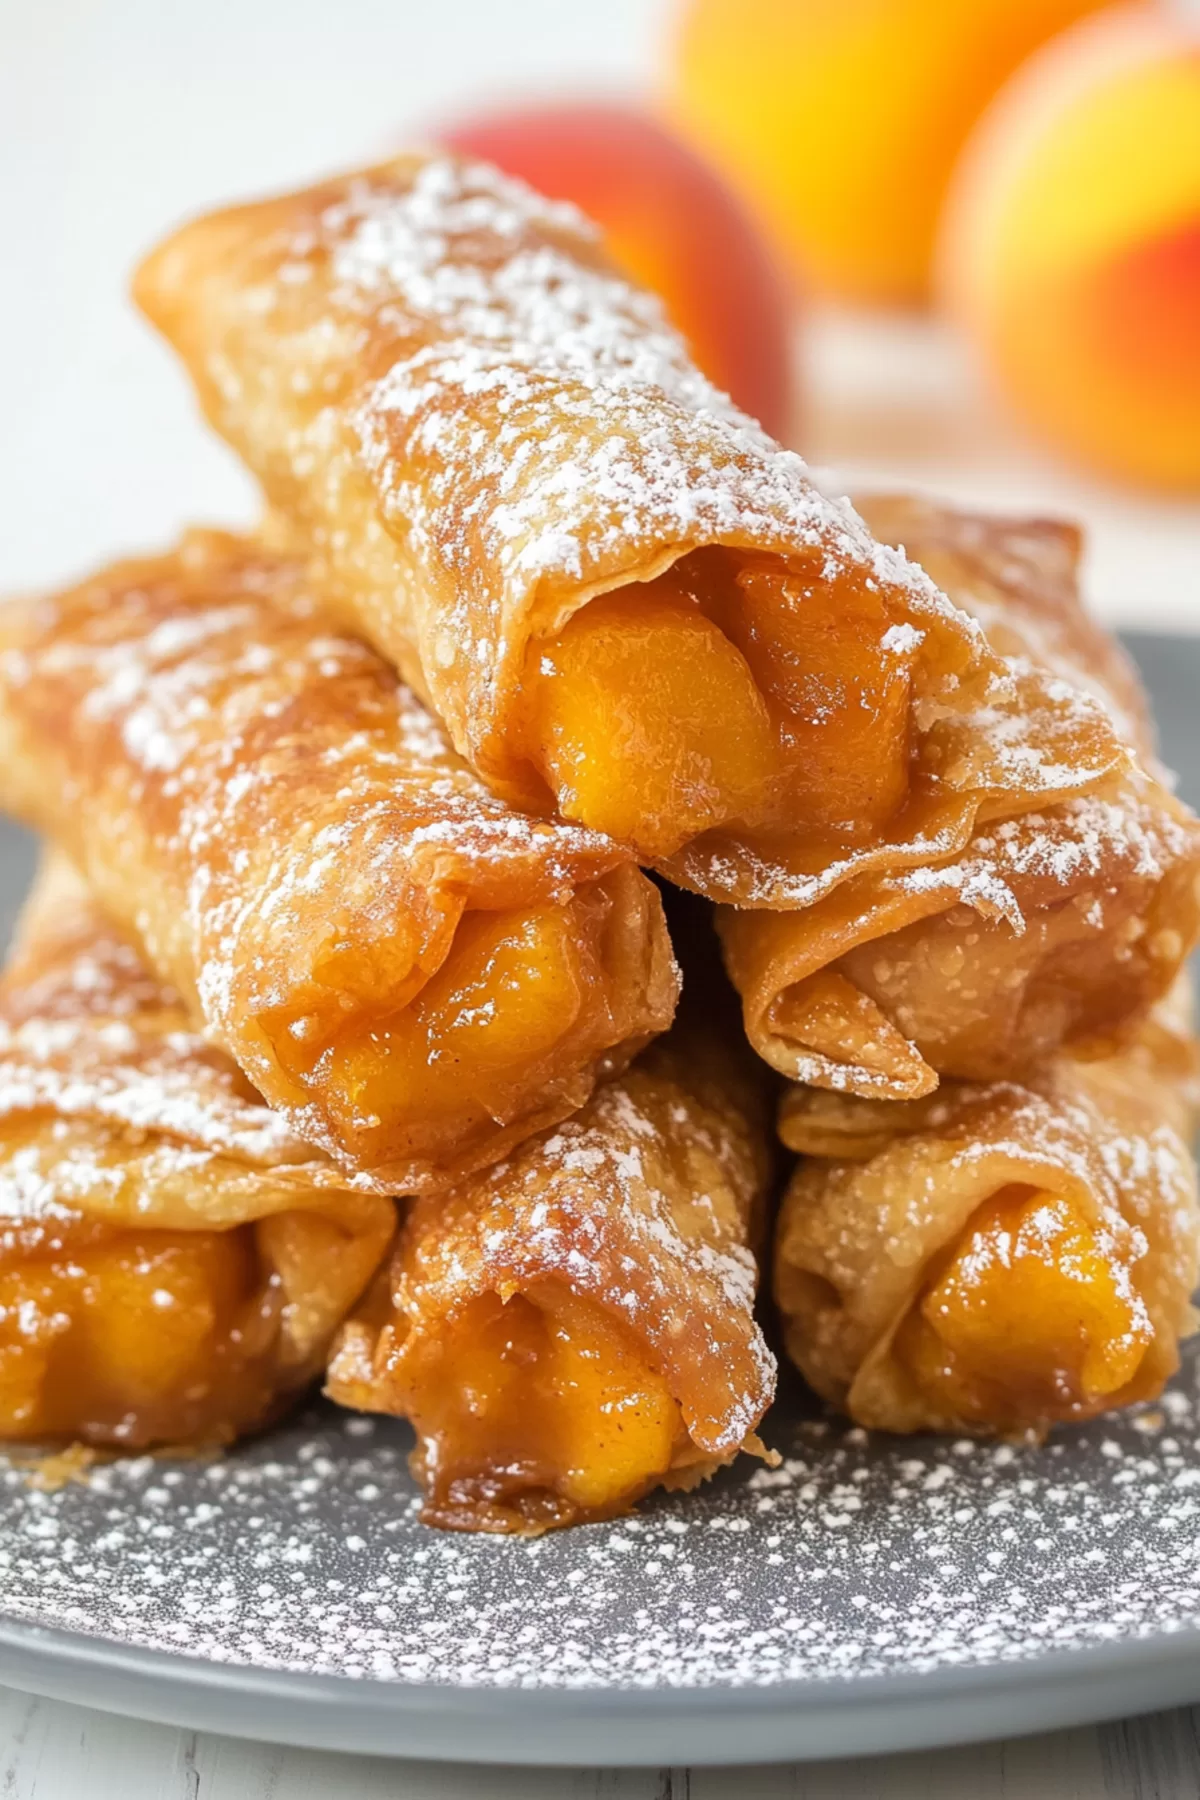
xmin=719 ymin=769 xmax=1200 ymax=1096
xmin=857 ymin=493 xmax=1153 ymax=758
xmin=0 ymin=852 xmax=396 ymax=1439
xmin=774 ymin=988 xmax=1200 ymax=1437
xmin=326 ymin=1007 xmax=778 ymax=1533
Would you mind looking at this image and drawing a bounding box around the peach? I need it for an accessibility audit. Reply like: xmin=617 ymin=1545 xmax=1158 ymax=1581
xmin=939 ymin=6 xmax=1200 ymax=490
xmin=667 ymin=0 xmax=1112 ymax=304
xmin=442 ymin=103 xmax=795 ymax=441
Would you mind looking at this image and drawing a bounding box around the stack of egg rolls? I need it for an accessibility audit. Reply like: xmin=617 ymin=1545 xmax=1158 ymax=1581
xmin=0 ymin=146 xmax=1194 ymax=1525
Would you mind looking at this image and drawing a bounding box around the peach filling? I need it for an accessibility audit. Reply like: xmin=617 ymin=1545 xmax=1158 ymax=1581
xmin=895 ymin=1186 xmax=1155 ymax=1430
xmin=523 ymin=550 xmax=918 ymax=860
xmin=0 ymin=1227 xmax=278 ymax=1446
xmin=401 ymin=1283 xmax=689 ymax=1531
xmin=306 ymin=898 xmax=609 ymax=1167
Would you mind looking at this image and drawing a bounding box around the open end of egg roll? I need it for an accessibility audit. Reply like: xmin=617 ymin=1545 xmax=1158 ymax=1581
xmin=0 ymin=1144 xmax=279 ymax=1446
xmin=890 ymin=1185 xmax=1158 ymax=1432
xmin=775 ymin=995 xmax=1200 ymax=1438
xmin=523 ymin=547 xmax=922 ymax=861
xmin=339 ymin=1280 xmax=701 ymax=1534
xmin=268 ymin=865 xmax=670 ymax=1178
xmin=0 ymin=1146 xmax=390 ymax=1448
xmin=723 ymin=774 xmax=1200 ymax=1097
xmin=327 ymin=1016 xmax=778 ymax=1534
xmin=718 ymin=492 xmax=1200 ymax=1094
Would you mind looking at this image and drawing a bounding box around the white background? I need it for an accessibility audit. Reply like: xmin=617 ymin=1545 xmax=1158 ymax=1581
xmin=3 ymin=0 xmax=1198 ymax=627
xmin=2 ymin=0 xmax=667 ymax=597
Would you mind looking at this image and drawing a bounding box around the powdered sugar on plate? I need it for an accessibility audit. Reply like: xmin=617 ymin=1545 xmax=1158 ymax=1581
xmin=5 ymin=1364 xmax=1200 ymax=1688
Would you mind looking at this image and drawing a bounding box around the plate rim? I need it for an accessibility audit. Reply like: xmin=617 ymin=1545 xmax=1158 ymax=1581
xmin=1 ymin=1604 xmax=1200 ymax=1766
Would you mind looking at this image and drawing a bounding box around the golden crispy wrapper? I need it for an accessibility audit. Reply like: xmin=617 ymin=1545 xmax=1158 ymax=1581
xmin=327 ymin=1011 xmax=778 ymax=1534
xmin=775 ymin=989 xmax=1200 ymax=1438
xmin=135 ymin=154 xmax=1125 ymax=901
xmin=719 ymin=497 xmax=1200 ymax=1097
xmin=0 ymin=855 xmax=395 ymax=1449
xmin=860 ymin=494 xmax=1153 ymax=756
xmin=0 ymin=533 xmax=678 ymax=1191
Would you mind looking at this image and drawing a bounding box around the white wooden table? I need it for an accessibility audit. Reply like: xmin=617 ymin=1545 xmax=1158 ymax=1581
xmin=3 ymin=1686 xmax=1200 ymax=1796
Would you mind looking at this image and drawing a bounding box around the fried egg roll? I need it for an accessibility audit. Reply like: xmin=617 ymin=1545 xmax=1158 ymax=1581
xmin=135 ymin=154 xmax=1125 ymax=902
xmin=775 ymin=991 xmax=1200 ymax=1438
xmin=719 ymin=497 xmax=1200 ymax=1097
xmin=327 ymin=1006 xmax=777 ymax=1533
xmin=0 ymin=533 xmax=678 ymax=1191
xmin=0 ymin=854 xmax=395 ymax=1449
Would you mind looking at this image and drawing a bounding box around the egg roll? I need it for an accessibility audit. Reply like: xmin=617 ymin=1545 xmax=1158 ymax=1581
xmin=775 ymin=990 xmax=1200 ymax=1437
xmin=0 ymin=853 xmax=395 ymax=1449
xmin=719 ymin=497 xmax=1200 ymax=1097
xmin=0 ymin=532 xmax=678 ymax=1192
xmin=327 ymin=1004 xmax=777 ymax=1533
xmin=134 ymin=153 xmax=1126 ymax=901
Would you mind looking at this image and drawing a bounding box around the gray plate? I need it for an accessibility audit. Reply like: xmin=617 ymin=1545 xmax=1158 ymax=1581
xmin=0 ymin=632 xmax=1197 ymax=1769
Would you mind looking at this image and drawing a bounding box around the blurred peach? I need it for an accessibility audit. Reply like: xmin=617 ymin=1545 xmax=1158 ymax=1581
xmin=667 ymin=0 xmax=1112 ymax=304
xmin=443 ymin=103 xmax=795 ymax=441
xmin=939 ymin=6 xmax=1200 ymax=491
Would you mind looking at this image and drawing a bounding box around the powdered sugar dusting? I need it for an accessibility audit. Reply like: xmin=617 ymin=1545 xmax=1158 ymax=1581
xmin=890 ymin=778 xmax=1198 ymax=926
xmin=320 ymin=157 xmax=956 ymax=627
xmin=0 ymin=860 xmax=360 ymax=1210
xmin=142 ymin=159 xmax=1130 ymax=910
xmin=855 ymin=492 xmax=1153 ymax=761
xmin=183 ymin=149 xmax=1040 ymax=793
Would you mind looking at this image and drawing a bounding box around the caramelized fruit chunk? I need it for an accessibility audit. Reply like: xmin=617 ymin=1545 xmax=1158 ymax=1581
xmin=320 ymin=902 xmax=589 ymax=1159
xmin=896 ymin=1185 xmax=1153 ymax=1430
xmin=525 ymin=550 xmax=919 ymax=857
xmin=0 ymin=1268 xmax=72 ymax=1433
xmin=402 ymin=1282 xmax=687 ymax=1532
xmin=716 ymin=557 xmax=916 ymax=837
xmin=527 ymin=575 xmax=775 ymax=856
